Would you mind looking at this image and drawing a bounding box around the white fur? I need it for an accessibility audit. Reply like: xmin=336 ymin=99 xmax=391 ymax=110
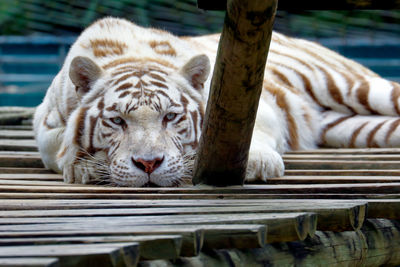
xmin=34 ymin=17 xmax=400 ymax=186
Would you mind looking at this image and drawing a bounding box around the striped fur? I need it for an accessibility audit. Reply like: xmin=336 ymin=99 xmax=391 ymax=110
xmin=34 ymin=17 xmax=400 ymax=186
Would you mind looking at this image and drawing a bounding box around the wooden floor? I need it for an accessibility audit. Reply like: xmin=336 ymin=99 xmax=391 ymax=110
xmin=1 ymin=124 xmax=400 ymax=266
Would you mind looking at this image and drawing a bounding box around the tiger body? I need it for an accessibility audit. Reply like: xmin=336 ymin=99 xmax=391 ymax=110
xmin=34 ymin=17 xmax=400 ymax=186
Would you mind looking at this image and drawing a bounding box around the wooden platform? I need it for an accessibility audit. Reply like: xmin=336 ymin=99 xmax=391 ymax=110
xmin=1 ymin=124 xmax=400 ymax=266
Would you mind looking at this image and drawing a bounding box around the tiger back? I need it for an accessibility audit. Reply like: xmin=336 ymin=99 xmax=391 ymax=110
xmin=34 ymin=17 xmax=400 ymax=186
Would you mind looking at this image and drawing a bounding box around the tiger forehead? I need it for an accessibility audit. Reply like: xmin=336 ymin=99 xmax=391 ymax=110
xmin=110 ymin=66 xmax=169 ymax=87
xmin=103 ymin=90 xmax=182 ymax=115
xmin=104 ymin=80 xmax=182 ymax=114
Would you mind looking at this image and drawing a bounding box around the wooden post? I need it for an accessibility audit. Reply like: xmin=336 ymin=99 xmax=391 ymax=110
xmin=193 ymin=0 xmax=277 ymax=186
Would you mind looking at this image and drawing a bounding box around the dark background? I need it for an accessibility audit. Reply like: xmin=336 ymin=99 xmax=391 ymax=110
xmin=1 ymin=0 xmax=400 ymax=106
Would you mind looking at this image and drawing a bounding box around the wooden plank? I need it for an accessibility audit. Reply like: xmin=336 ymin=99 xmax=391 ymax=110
xmin=200 ymin=224 xmax=266 ymax=249
xmin=4 ymin=152 xmax=400 ymax=169
xmin=285 ymin=160 xmax=400 ymax=170
xmin=366 ymin=200 xmax=400 ymax=220
xmin=145 ymin=218 xmax=400 ymax=266
xmin=0 ymin=125 xmax=32 ymax=131
xmin=0 ymin=202 xmax=365 ymax=231
xmin=286 ymin=148 xmax=400 ymax=155
xmin=0 ymin=199 xmax=368 ymax=213
xmin=1 ymin=183 xmax=400 ymax=195
xmin=0 ymin=139 xmax=37 ymax=151
xmin=0 ymin=167 xmax=52 ymax=174
xmin=193 ymin=0 xmax=277 ymax=186
xmin=283 ymin=154 xmax=400 ymax=161
xmin=0 ymin=243 xmax=139 ymax=267
xmin=0 ymin=151 xmax=40 ymax=156
xmin=0 ymin=180 xmax=66 ymax=186
xmin=0 ymin=235 xmax=182 ymax=261
xmin=0 ymin=198 xmax=369 ymax=209
xmin=0 ymin=107 xmax=35 ymax=114
xmin=0 ymin=112 xmax=34 ymax=126
xmin=1 ymin=152 xmax=396 ymax=171
xmin=0 ymin=224 xmax=268 ymax=254
xmin=0 ymin=197 xmax=398 ymax=223
xmin=0 ymin=225 xmax=199 ymax=257
xmin=144 ymin=229 xmax=368 ymax=266
xmin=0 ymin=258 xmax=59 ymax=267
xmin=0 ymin=224 xmax=264 ymax=253
xmin=0 ymin=174 xmax=62 ymax=181
xmin=284 ymin=169 xmax=400 ymax=176
xmin=0 ymin=130 xmax=34 ymax=139
xmin=0 ymin=154 xmax=44 ymax=168
xmin=0 ymin=212 xmax=315 ymax=243
xmin=267 ymin=176 xmax=400 ymax=184
xmin=0 ymin=192 xmax=399 ymax=200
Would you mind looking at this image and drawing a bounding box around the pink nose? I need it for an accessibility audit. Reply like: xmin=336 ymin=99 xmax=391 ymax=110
xmin=132 ymin=157 xmax=164 ymax=174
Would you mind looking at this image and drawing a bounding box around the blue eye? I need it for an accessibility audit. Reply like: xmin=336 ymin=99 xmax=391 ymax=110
xmin=164 ymin=113 xmax=177 ymax=122
xmin=110 ymin=117 xmax=125 ymax=126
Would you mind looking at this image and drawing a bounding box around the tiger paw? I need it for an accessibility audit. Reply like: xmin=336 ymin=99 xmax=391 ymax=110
xmin=245 ymin=149 xmax=284 ymax=183
xmin=63 ymin=164 xmax=91 ymax=184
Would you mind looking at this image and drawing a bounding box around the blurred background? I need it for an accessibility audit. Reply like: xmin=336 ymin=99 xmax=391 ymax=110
xmin=0 ymin=0 xmax=400 ymax=106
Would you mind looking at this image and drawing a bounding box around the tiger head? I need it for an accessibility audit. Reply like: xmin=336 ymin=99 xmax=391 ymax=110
xmin=63 ymin=54 xmax=210 ymax=187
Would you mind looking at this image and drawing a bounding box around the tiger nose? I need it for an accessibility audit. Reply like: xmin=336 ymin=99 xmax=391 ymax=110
xmin=132 ymin=156 xmax=164 ymax=174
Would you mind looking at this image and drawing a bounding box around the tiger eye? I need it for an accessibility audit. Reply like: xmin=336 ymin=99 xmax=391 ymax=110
xmin=110 ymin=117 xmax=125 ymax=126
xmin=164 ymin=113 xmax=177 ymax=122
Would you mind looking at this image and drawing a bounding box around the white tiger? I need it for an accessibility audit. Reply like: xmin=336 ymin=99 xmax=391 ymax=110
xmin=33 ymin=17 xmax=400 ymax=187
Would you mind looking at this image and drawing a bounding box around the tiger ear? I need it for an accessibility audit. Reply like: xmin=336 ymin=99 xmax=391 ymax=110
xmin=180 ymin=54 xmax=210 ymax=90
xmin=69 ymin=56 xmax=102 ymax=98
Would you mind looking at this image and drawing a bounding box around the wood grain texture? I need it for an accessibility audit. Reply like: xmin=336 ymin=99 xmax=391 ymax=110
xmin=2 ymin=119 xmax=400 ymax=265
xmin=193 ymin=0 xmax=277 ymax=186
xmin=0 ymin=130 xmax=34 ymax=139
xmin=0 ymin=139 xmax=37 ymax=151
xmin=0 ymin=257 xmax=59 ymax=267
xmin=142 ymin=219 xmax=400 ymax=266
xmin=0 ymin=201 xmax=365 ymax=232
xmin=0 ymin=212 xmax=316 ymax=243
xmin=0 ymin=154 xmax=44 ymax=168
xmin=0 ymin=243 xmax=139 ymax=267
xmin=0 ymin=225 xmax=203 ymax=258
xmin=0 ymin=235 xmax=182 ymax=261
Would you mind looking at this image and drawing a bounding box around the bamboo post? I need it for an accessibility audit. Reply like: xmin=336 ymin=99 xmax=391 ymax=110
xmin=193 ymin=0 xmax=278 ymax=186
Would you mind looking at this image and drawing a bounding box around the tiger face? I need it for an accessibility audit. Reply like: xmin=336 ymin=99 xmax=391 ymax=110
xmin=61 ymin=54 xmax=210 ymax=187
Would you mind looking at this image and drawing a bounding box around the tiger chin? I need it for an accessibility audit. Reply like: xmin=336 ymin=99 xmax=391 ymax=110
xmin=34 ymin=17 xmax=400 ymax=187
